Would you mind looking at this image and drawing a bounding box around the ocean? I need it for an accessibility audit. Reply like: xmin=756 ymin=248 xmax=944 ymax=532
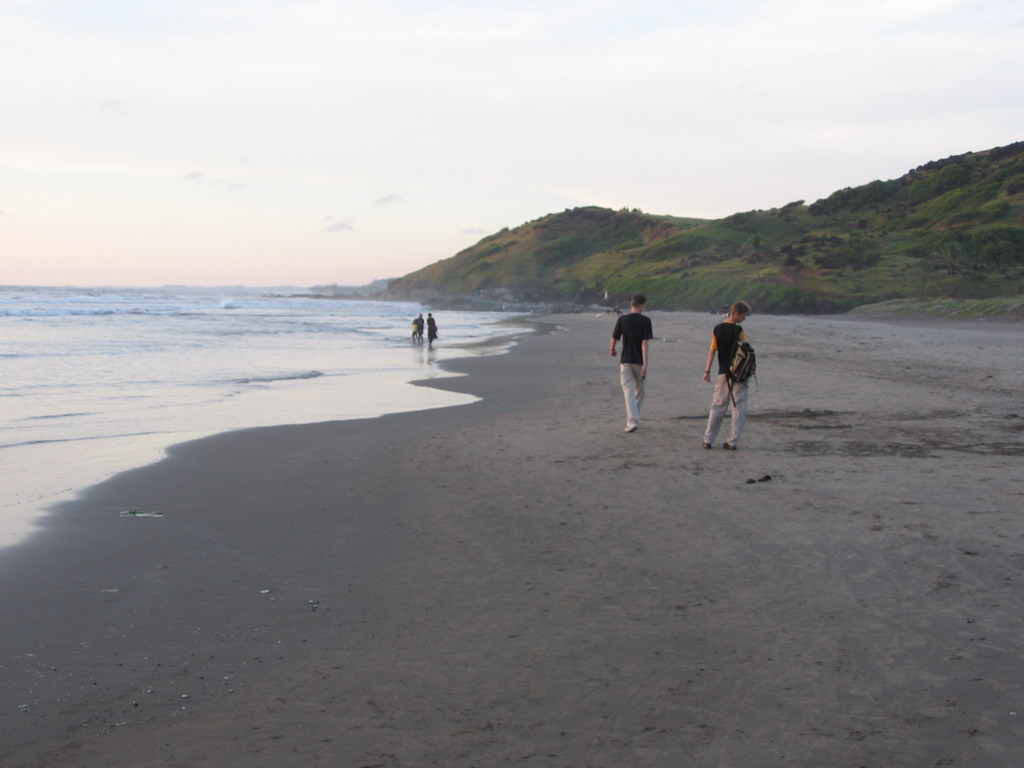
xmin=0 ymin=286 xmax=534 ymax=549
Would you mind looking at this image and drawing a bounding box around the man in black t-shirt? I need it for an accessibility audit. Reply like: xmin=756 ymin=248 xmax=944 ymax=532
xmin=610 ymin=294 xmax=654 ymax=433
xmin=702 ymin=300 xmax=752 ymax=449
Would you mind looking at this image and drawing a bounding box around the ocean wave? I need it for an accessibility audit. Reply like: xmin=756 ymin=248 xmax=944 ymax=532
xmin=1 ymin=308 xmax=117 ymax=318
xmin=0 ymin=288 xmax=277 ymax=318
xmin=233 ymin=370 xmax=326 ymax=385
xmin=21 ymin=412 xmax=97 ymax=421
xmin=0 ymin=429 xmax=161 ymax=450
xmin=0 ymin=306 xmax=188 ymax=318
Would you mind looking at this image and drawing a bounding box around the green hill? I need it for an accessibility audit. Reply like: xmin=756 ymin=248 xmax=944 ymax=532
xmin=387 ymin=141 xmax=1024 ymax=313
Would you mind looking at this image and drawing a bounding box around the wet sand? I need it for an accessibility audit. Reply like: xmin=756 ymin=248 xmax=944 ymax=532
xmin=1 ymin=311 xmax=1022 ymax=767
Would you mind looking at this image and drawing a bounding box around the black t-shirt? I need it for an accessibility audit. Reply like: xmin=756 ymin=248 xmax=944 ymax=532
xmin=713 ymin=322 xmax=744 ymax=374
xmin=613 ymin=313 xmax=654 ymax=365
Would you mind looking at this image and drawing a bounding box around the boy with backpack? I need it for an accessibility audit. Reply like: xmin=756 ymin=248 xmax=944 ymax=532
xmin=702 ymin=301 xmax=754 ymax=450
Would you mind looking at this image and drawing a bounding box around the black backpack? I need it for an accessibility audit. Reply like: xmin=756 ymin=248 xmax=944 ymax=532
xmin=726 ymin=341 xmax=755 ymax=408
xmin=728 ymin=341 xmax=756 ymax=384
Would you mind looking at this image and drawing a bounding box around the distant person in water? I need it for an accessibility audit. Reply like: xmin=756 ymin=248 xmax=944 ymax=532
xmin=426 ymin=313 xmax=438 ymax=346
xmin=610 ymin=294 xmax=653 ymax=433
xmin=412 ymin=314 xmax=424 ymax=344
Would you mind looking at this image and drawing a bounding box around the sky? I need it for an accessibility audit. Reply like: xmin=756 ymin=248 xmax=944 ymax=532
xmin=1 ymin=0 xmax=1022 ymax=288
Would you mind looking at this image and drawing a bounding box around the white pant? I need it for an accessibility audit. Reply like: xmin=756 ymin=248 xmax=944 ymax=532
xmin=704 ymin=375 xmax=747 ymax=446
xmin=620 ymin=363 xmax=645 ymax=428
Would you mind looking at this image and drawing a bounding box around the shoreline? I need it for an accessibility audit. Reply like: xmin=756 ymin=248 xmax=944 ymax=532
xmin=0 ymin=323 xmax=534 ymax=552
xmin=2 ymin=311 xmax=1022 ymax=766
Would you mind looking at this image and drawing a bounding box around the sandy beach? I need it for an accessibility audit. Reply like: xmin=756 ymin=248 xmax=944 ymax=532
xmin=2 ymin=310 xmax=1022 ymax=767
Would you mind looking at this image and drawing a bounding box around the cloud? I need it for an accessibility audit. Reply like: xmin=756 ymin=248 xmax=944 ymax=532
xmin=325 ymin=219 xmax=354 ymax=233
xmin=208 ymin=177 xmax=245 ymax=192
xmin=375 ymin=193 xmax=403 ymax=206
xmin=96 ymin=99 xmax=130 ymax=117
xmin=182 ymin=170 xmax=244 ymax=191
xmin=461 ymin=227 xmax=488 ymax=236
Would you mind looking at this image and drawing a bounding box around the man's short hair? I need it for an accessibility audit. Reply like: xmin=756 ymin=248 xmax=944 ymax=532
xmin=631 ymin=294 xmax=647 ymax=308
xmin=731 ymin=300 xmax=752 ymax=315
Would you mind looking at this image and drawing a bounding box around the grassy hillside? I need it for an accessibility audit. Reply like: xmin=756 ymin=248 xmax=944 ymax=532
xmin=388 ymin=141 xmax=1024 ymax=313
xmin=389 ymin=207 xmax=707 ymax=302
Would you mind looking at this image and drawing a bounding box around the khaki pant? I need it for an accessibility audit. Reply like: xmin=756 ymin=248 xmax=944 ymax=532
xmin=620 ymin=363 xmax=645 ymax=429
xmin=704 ymin=374 xmax=748 ymax=446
